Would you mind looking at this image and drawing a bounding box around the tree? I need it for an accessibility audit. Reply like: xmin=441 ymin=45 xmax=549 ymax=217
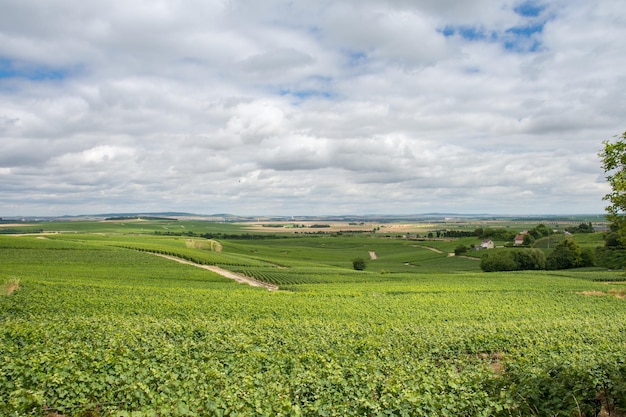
xmin=605 ymin=232 xmax=623 ymax=248
xmin=512 ymin=249 xmax=547 ymax=270
xmin=580 ymin=247 xmax=596 ymax=267
xmin=565 ymin=222 xmax=594 ymax=233
xmin=534 ymin=224 xmax=552 ymax=237
xmin=547 ymin=238 xmax=582 ymax=270
xmin=522 ymin=234 xmax=535 ymax=246
xmin=454 ymin=244 xmax=469 ymax=256
xmin=480 ymin=251 xmax=517 ymax=272
xmin=352 ymin=258 xmax=367 ymax=271
xmin=600 ymin=132 xmax=626 ymax=243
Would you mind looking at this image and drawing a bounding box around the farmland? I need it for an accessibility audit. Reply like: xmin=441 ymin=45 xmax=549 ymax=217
xmin=1 ymin=219 xmax=626 ymax=416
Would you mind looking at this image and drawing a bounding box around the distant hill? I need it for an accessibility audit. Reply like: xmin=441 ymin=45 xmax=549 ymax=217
xmin=5 ymin=212 xmax=607 ymax=223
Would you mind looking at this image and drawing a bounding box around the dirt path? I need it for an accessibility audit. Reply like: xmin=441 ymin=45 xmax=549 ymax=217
xmin=458 ymin=255 xmax=481 ymax=261
xmin=411 ymin=245 xmax=444 ymax=254
xmin=369 ymin=251 xmax=378 ymax=260
xmin=151 ymin=253 xmax=278 ymax=291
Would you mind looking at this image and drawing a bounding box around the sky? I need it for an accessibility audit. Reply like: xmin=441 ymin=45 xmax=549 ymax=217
xmin=1 ymin=0 xmax=625 ymax=217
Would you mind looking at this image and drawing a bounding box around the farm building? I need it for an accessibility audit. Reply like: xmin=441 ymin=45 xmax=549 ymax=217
xmin=480 ymin=240 xmax=494 ymax=249
xmin=514 ymin=232 xmax=527 ymax=246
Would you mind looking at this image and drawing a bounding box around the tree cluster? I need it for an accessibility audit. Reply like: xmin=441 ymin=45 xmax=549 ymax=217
xmin=546 ymin=238 xmax=595 ymax=270
xmin=480 ymin=238 xmax=594 ymax=272
xmin=474 ymin=227 xmax=518 ymax=242
xmin=480 ymin=249 xmax=546 ymax=272
xmin=564 ymin=222 xmax=594 ymax=234
xmin=517 ymin=224 xmax=553 ymax=246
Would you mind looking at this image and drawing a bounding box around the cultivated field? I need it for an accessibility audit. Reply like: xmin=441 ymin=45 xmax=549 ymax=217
xmin=1 ymin=219 xmax=626 ymax=416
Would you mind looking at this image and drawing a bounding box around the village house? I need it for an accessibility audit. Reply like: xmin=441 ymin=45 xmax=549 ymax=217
xmin=514 ymin=232 xmax=527 ymax=246
xmin=480 ymin=239 xmax=494 ymax=249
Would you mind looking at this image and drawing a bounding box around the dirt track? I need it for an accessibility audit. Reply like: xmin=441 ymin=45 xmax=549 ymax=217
xmin=411 ymin=245 xmax=444 ymax=253
xmin=151 ymin=253 xmax=278 ymax=291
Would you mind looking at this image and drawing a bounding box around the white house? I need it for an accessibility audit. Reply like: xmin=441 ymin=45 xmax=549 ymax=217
xmin=480 ymin=239 xmax=494 ymax=249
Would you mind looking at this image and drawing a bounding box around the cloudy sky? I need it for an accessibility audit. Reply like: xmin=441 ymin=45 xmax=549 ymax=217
xmin=1 ymin=0 xmax=624 ymax=216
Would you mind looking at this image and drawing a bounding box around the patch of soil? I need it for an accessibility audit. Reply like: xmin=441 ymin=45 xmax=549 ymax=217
xmin=580 ymin=291 xmax=608 ymax=297
xmin=477 ymin=352 xmax=505 ymax=375
xmin=609 ymin=288 xmax=626 ymax=299
xmin=579 ymin=290 xmax=626 ymax=299
xmin=1 ymin=282 xmax=19 ymax=296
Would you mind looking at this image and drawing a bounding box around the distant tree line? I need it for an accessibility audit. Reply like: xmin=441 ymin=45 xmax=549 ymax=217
xmin=0 ymin=228 xmax=44 ymax=234
xmin=107 ymin=216 xmax=177 ymax=221
xmin=434 ymin=224 xmax=554 ymax=242
xmin=564 ymin=222 xmax=594 ymax=234
xmin=154 ymin=231 xmax=285 ymax=240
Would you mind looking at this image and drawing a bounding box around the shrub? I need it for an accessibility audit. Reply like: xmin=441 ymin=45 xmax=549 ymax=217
xmin=352 ymin=258 xmax=367 ymax=271
xmin=454 ymin=245 xmax=469 ymax=256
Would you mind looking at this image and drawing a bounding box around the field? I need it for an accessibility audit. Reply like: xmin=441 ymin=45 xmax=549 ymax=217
xmin=2 ymin=219 xmax=626 ymax=416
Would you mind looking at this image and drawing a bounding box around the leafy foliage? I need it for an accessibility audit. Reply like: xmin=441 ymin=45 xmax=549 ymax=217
xmin=480 ymin=249 xmax=546 ymax=272
xmin=600 ymin=131 xmax=626 ymax=244
xmin=477 ymin=228 xmax=518 ymax=242
xmin=565 ymin=222 xmax=595 ymax=233
xmin=480 ymin=251 xmax=518 ymax=272
xmin=546 ymin=238 xmax=595 ymax=269
xmin=454 ymin=244 xmax=469 ymax=255
xmin=512 ymin=248 xmax=547 ymax=270
xmin=594 ymin=246 xmax=626 ymax=269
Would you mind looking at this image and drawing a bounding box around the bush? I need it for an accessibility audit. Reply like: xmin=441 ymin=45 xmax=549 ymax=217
xmin=352 ymin=258 xmax=367 ymax=271
xmin=454 ymin=245 xmax=469 ymax=256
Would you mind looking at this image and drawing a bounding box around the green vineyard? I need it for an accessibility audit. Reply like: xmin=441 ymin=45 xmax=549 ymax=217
xmin=2 ymin=224 xmax=626 ymax=416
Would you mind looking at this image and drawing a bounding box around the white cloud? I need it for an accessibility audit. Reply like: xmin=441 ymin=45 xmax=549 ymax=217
xmin=0 ymin=0 xmax=623 ymax=216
